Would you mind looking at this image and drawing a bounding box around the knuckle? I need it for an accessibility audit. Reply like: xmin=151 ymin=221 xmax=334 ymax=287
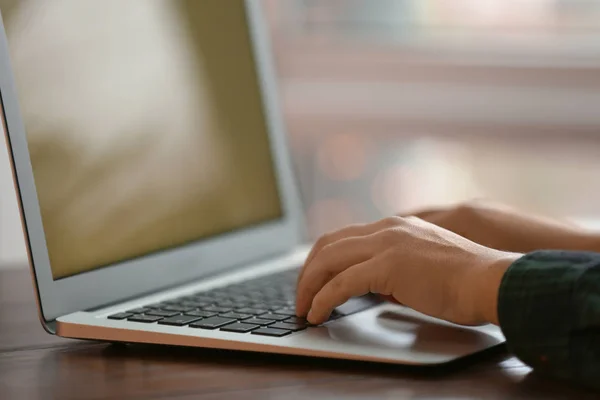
xmin=315 ymin=234 xmax=332 ymax=248
xmin=382 ymin=216 xmax=403 ymax=227
xmin=403 ymin=215 xmax=422 ymax=224
xmin=318 ymin=241 xmax=334 ymax=258
xmin=315 ymin=223 xmax=362 ymax=252
xmin=377 ymin=227 xmax=404 ymax=245
xmin=456 ymin=202 xmax=480 ymax=216
xmin=345 ymin=222 xmax=367 ymax=232
xmin=315 ymin=242 xmax=340 ymax=268
xmin=313 ymin=233 xmax=334 ymax=253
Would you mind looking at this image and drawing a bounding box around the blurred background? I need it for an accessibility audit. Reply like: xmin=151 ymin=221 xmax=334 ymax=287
xmin=262 ymin=0 xmax=600 ymax=238
xmin=2 ymin=0 xmax=600 ymax=267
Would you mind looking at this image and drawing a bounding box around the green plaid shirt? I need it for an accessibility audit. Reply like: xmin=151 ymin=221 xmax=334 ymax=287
xmin=498 ymin=250 xmax=600 ymax=390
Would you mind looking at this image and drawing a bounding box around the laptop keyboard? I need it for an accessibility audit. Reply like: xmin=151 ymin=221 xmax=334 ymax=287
xmin=107 ymin=269 xmax=382 ymax=337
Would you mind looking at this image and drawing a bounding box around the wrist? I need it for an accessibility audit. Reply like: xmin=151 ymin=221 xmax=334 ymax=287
xmin=573 ymin=231 xmax=600 ymax=253
xmin=475 ymin=252 xmax=521 ymax=325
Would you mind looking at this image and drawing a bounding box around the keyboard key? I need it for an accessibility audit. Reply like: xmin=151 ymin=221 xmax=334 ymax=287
xmin=158 ymin=315 xmax=203 ymax=327
xmin=215 ymin=300 xmax=236 ymax=307
xmin=126 ymin=269 xmax=359 ymax=331
xmin=284 ymin=316 xmax=307 ymax=325
xmin=177 ymin=301 xmax=208 ymax=309
xmin=126 ymin=307 xmax=151 ymax=314
xmin=190 ymin=295 xmax=214 ymax=303
xmin=185 ymin=310 xmax=218 ymax=318
xmin=228 ymin=295 xmax=251 ymax=303
xmin=220 ymin=322 xmax=260 ymax=333
xmin=235 ymin=307 xmax=268 ymax=315
xmin=190 ymin=317 xmax=237 ymax=329
xmin=251 ymin=327 xmax=291 ymax=337
xmin=230 ymin=302 xmax=252 ymax=309
xmin=244 ymin=317 xmax=277 ymax=326
xmin=145 ymin=303 xmax=166 ymax=309
xmin=219 ymin=312 xmax=253 ymax=320
xmin=107 ymin=312 xmax=133 ymax=320
xmin=202 ymin=305 xmax=232 ymax=313
xmin=258 ymin=313 xmax=289 ymax=321
xmin=161 ymin=305 xmax=196 ymax=313
xmin=146 ymin=310 xmax=180 ymax=317
xmin=268 ymin=302 xmax=289 ymax=309
xmin=128 ymin=314 xmax=163 ymax=323
xmin=246 ymin=293 xmax=266 ymax=301
xmin=269 ymin=322 xmax=306 ymax=332
xmin=248 ymin=303 xmax=272 ymax=310
xmin=272 ymin=308 xmax=297 ymax=317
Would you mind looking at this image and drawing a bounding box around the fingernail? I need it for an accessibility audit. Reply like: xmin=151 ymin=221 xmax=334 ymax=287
xmin=307 ymin=309 xmax=315 ymax=323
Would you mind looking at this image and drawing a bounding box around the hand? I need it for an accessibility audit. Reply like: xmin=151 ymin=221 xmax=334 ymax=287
xmin=296 ymin=216 xmax=520 ymax=326
xmin=403 ymin=201 xmax=598 ymax=254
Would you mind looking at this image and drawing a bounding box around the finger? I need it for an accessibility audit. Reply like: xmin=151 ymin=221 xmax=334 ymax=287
xmin=296 ymin=217 xmax=403 ymax=315
xmin=307 ymin=256 xmax=388 ymax=324
xmin=295 ymin=235 xmax=376 ymax=316
xmin=378 ymin=294 xmax=402 ymax=305
xmin=298 ymin=223 xmax=373 ymax=286
xmin=298 ymin=218 xmax=400 ymax=288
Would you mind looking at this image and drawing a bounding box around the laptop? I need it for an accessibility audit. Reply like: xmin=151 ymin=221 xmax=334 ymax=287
xmin=1 ymin=0 xmax=504 ymax=365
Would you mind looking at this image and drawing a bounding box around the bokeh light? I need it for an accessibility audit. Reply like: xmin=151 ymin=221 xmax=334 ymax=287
xmin=317 ymin=133 xmax=371 ymax=182
xmin=306 ymin=198 xmax=356 ymax=238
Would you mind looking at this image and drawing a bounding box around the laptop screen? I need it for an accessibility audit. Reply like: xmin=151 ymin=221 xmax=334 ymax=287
xmin=4 ymin=1 xmax=283 ymax=280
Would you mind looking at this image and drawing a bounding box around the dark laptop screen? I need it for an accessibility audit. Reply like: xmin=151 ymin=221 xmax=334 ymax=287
xmin=4 ymin=0 xmax=283 ymax=279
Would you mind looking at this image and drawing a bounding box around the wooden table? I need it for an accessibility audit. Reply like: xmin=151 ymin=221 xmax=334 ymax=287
xmin=0 ymin=268 xmax=596 ymax=400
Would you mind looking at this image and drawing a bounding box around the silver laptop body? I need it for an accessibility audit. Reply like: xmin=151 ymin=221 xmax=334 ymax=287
xmin=1 ymin=0 xmax=504 ymax=365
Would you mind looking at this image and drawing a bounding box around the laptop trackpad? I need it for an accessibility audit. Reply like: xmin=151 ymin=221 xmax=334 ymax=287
xmin=320 ymin=306 xmax=503 ymax=356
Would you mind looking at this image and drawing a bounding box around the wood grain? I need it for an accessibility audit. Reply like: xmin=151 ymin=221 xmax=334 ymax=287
xmin=0 ymin=269 xmax=596 ymax=399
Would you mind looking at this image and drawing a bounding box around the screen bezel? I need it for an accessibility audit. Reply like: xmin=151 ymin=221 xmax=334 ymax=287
xmin=0 ymin=0 xmax=304 ymax=323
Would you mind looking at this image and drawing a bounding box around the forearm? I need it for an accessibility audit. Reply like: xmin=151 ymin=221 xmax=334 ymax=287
xmin=570 ymin=231 xmax=600 ymax=253
xmin=517 ymin=226 xmax=600 ymax=254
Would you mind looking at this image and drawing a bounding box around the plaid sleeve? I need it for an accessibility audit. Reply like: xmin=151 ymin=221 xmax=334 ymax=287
xmin=497 ymin=250 xmax=600 ymax=390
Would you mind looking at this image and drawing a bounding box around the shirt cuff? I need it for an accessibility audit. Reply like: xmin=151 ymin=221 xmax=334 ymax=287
xmin=497 ymin=250 xmax=593 ymax=376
